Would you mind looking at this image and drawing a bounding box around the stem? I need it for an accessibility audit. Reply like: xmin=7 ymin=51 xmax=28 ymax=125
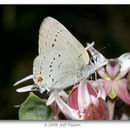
xmin=107 ymin=99 xmax=115 ymax=120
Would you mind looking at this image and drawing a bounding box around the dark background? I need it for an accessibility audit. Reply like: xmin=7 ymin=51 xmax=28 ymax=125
xmin=0 ymin=5 xmax=130 ymax=119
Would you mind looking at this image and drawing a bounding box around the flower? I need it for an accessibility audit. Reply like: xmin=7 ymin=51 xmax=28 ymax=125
xmin=53 ymin=79 xmax=109 ymax=120
xmin=87 ymin=44 xmax=130 ymax=104
xmin=96 ymin=53 xmax=130 ymax=104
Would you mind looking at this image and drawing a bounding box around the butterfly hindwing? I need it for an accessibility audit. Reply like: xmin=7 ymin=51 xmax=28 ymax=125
xmin=33 ymin=48 xmax=89 ymax=90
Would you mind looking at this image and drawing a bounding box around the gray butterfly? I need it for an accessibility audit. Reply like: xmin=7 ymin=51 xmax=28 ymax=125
xmin=14 ymin=17 xmax=107 ymax=94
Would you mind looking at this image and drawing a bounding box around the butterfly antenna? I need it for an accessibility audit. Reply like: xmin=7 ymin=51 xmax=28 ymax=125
xmin=14 ymin=74 xmax=33 ymax=86
xmin=98 ymin=44 xmax=110 ymax=53
xmin=87 ymin=42 xmax=110 ymax=61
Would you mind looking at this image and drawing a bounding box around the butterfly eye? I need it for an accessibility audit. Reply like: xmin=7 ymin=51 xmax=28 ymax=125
xmin=38 ymin=77 xmax=43 ymax=82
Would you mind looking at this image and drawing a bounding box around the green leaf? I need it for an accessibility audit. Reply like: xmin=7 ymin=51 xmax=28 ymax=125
xmin=19 ymin=92 xmax=53 ymax=120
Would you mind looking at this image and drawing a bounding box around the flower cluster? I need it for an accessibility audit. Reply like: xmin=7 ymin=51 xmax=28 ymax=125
xmin=97 ymin=53 xmax=130 ymax=104
xmin=53 ymin=79 xmax=109 ymax=120
xmin=49 ymin=45 xmax=130 ymax=120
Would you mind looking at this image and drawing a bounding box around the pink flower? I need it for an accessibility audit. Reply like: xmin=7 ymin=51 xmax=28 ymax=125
xmin=87 ymin=44 xmax=130 ymax=104
xmin=53 ymin=79 xmax=109 ymax=120
xmin=96 ymin=53 xmax=130 ymax=104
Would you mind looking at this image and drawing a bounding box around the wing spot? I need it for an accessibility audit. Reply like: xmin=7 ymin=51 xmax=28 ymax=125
xmin=53 ymin=58 xmax=55 ymax=60
xmin=58 ymin=54 xmax=61 ymax=57
xmin=58 ymin=63 xmax=62 ymax=69
xmin=38 ymin=77 xmax=43 ymax=82
xmin=49 ymin=74 xmax=51 ymax=77
xmin=52 ymin=79 xmax=54 ymax=82
xmin=52 ymin=44 xmax=54 ymax=47
xmin=50 ymin=65 xmax=52 ymax=68
xmin=54 ymin=39 xmax=56 ymax=41
xmin=50 ymin=70 xmax=52 ymax=72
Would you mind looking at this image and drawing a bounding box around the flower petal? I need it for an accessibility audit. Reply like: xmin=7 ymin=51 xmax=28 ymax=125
xmin=68 ymin=80 xmax=98 ymax=111
xmin=97 ymin=67 xmax=109 ymax=79
xmin=90 ymin=95 xmax=99 ymax=106
xmin=78 ymin=79 xmax=91 ymax=112
xmin=46 ymin=90 xmax=68 ymax=106
xmin=87 ymin=42 xmax=108 ymax=70
xmin=54 ymin=91 xmax=80 ymax=120
xmin=106 ymin=59 xmax=120 ymax=79
xmin=67 ymin=87 xmax=79 ymax=110
xmin=87 ymin=81 xmax=97 ymax=97
xmin=114 ymin=79 xmax=130 ymax=104
xmin=96 ymin=81 xmax=106 ymax=100
xmin=127 ymin=71 xmax=130 ymax=90
xmin=98 ymin=79 xmax=112 ymax=95
xmin=117 ymin=53 xmax=130 ymax=78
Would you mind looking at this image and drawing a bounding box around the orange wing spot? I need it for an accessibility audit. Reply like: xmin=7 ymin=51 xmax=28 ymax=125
xmin=40 ymin=71 xmax=41 ymax=74
xmin=38 ymin=77 xmax=43 ymax=82
xmin=47 ymin=87 xmax=50 ymax=90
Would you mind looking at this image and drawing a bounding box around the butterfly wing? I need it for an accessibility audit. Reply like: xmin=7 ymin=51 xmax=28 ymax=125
xmin=14 ymin=17 xmax=91 ymax=93
xmin=33 ymin=17 xmax=90 ymax=91
xmin=38 ymin=17 xmax=89 ymax=64
xmin=33 ymin=49 xmax=89 ymax=91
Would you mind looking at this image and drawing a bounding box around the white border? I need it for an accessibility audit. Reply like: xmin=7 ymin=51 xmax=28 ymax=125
xmin=0 ymin=2 xmax=129 ymax=130
xmin=0 ymin=121 xmax=130 ymax=130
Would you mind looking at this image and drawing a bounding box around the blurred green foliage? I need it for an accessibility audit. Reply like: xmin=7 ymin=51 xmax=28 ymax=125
xmin=0 ymin=5 xmax=130 ymax=119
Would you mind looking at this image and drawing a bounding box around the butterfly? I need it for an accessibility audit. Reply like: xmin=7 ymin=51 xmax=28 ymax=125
xmin=14 ymin=17 xmax=108 ymax=94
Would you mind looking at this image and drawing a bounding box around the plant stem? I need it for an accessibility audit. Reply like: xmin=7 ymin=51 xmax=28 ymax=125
xmin=107 ymin=99 xmax=115 ymax=120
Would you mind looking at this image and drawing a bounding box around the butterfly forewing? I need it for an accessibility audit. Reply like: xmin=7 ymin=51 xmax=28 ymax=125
xmin=33 ymin=17 xmax=90 ymax=91
xmin=38 ymin=17 xmax=89 ymax=64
